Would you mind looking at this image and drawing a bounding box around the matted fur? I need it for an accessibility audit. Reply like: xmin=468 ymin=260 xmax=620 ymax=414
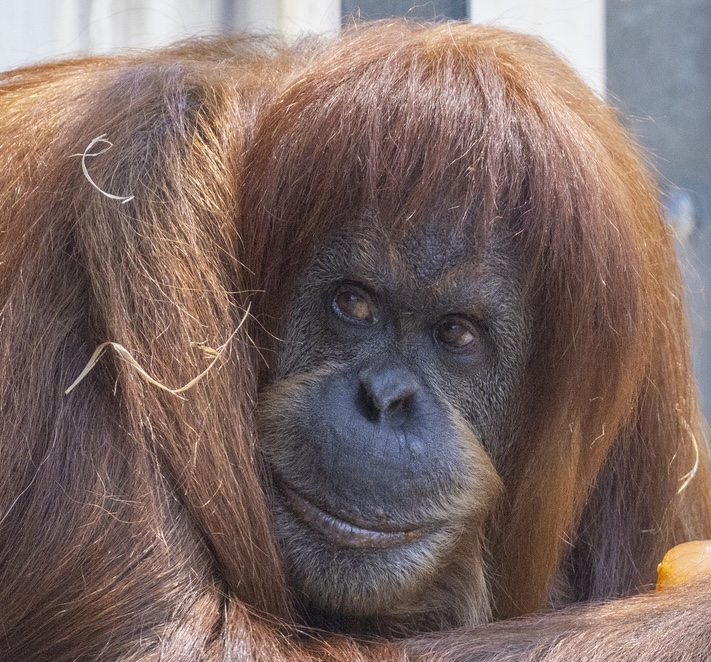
xmin=0 ymin=20 xmax=709 ymax=661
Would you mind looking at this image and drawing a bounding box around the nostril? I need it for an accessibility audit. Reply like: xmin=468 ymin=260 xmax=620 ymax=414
xmin=381 ymin=388 xmax=415 ymax=413
xmin=361 ymin=382 xmax=413 ymax=413
xmin=357 ymin=364 xmax=419 ymax=422
xmin=357 ymin=381 xmax=380 ymax=421
xmin=387 ymin=395 xmax=407 ymax=412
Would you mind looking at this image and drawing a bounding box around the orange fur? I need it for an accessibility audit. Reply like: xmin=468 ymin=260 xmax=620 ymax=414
xmin=0 ymin=22 xmax=709 ymax=661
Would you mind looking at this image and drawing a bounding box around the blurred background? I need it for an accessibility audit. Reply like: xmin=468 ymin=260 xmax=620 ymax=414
xmin=1 ymin=0 xmax=710 ymax=421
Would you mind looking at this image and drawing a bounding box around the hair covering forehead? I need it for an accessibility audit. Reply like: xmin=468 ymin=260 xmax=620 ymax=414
xmin=252 ymin=22 xmax=642 ymax=332
xmin=260 ymin=22 xmax=597 ymax=250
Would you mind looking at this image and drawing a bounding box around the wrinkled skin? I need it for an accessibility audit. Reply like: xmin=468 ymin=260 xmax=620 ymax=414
xmin=258 ymin=219 xmax=529 ymax=635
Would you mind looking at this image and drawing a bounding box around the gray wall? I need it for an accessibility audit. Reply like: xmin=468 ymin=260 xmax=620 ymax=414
xmin=607 ymin=0 xmax=711 ymax=420
xmin=341 ymin=0 xmax=467 ymax=21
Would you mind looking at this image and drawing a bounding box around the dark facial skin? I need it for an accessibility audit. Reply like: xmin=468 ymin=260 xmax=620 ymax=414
xmin=257 ymin=219 xmax=530 ymax=635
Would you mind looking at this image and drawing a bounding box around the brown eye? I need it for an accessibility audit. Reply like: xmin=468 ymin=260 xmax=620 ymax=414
xmin=434 ymin=317 xmax=478 ymax=351
xmin=332 ymin=286 xmax=376 ymax=324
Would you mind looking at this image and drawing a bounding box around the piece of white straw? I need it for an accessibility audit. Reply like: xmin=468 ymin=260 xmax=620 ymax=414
xmin=77 ymin=134 xmax=135 ymax=204
xmin=65 ymin=306 xmax=250 ymax=396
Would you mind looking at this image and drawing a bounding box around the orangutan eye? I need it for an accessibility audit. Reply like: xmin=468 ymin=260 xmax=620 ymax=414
xmin=434 ymin=317 xmax=480 ymax=352
xmin=331 ymin=285 xmax=377 ymax=325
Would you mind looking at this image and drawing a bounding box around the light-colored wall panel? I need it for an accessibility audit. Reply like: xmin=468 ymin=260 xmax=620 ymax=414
xmin=0 ymin=0 xmax=226 ymax=69
xmin=0 ymin=0 xmax=339 ymax=71
xmin=471 ymin=0 xmax=605 ymax=94
xmin=2 ymin=0 xmax=600 ymax=86
xmin=237 ymin=0 xmax=339 ymax=35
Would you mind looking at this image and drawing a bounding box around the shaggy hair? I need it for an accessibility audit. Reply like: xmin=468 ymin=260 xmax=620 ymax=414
xmin=0 ymin=20 xmax=709 ymax=661
xmin=244 ymin=21 xmax=711 ymax=617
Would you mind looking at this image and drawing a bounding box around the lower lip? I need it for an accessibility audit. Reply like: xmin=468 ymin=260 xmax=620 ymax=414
xmin=278 ymin=482 xmax=433 ymax=549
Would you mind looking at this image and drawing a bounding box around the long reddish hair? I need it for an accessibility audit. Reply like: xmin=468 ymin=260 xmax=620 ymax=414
xmin=0 ymin=38 xmax=304 ymax=660
xmin=244 ymin=21 xmax=711 ymax=617
xmin=0 ymin=19 xmax=708 ymax=661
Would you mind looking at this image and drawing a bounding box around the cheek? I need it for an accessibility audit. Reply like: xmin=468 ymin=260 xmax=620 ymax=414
xmin=429 ymin=327 xmax=530 ymax=460
xmin=272 ymin=281 xmax=338 ymax=378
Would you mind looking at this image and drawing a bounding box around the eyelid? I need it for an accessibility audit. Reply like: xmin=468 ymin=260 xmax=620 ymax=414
xmin=433 ymin=314 xmax=487 ymax=355
xmin=330 ymin=282 xmax=379 ymax=325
